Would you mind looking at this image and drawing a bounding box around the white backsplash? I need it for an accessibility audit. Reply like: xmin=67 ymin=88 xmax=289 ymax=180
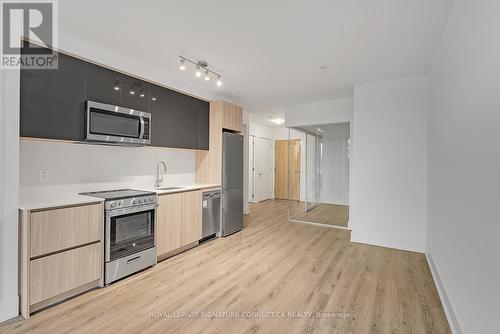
xmin=20 ymin=139 xmax=196 ymax=197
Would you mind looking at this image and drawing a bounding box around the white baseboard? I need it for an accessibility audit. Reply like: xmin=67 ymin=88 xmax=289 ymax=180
xmin=0 ymin=295 xmax=19 ymax=323
xmin=350 ymin=231 xmax=426 ymax=253
xmin=425 ymin=253 xmax=463 ymax=334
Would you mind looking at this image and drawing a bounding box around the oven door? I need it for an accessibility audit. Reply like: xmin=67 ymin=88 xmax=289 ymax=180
xmin=86 ymin=100 xmax=151 ymax=145
xmin=105 ymin=204 xmax=156 ymax=262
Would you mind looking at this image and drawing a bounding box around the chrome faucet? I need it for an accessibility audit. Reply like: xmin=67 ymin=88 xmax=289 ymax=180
xmin=155 ymin=161 xmax=167 ymax=188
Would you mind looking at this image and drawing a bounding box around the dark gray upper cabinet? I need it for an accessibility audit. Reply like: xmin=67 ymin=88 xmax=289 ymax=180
xmin=20 ymin=46 xmax=209 ymax=150
xmin=119 ymin=75 xmax=149 ymax=111
xmin=149 ymin=86 xmax=196 ymax=149
xmin=20 ymin=51 xmax=86 ymax=141
xmin=85 ymin=63 xmax=122 ymax=106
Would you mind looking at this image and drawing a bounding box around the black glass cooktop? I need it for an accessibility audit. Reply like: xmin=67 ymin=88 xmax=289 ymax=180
xmin=80 ymin=189 xmax=155 ymax=200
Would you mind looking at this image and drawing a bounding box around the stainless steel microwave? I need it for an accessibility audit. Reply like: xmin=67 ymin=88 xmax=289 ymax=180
xmin=85 ymin=100 xmax=151 ymax=145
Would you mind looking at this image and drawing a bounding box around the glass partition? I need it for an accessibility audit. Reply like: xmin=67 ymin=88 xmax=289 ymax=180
xmin=287 ymin=123 xmax=350 ymax=228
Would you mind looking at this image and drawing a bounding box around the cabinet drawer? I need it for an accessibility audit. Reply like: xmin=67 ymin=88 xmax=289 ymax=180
xmin=29 ymin=242 xmax=101 ymax=305
xmin=30 ymin=204 xmax=102 ymax=258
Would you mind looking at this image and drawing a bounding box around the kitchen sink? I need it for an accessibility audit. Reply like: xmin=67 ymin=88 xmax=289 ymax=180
xmin=156 ymin=186 xmax=184 ymax=191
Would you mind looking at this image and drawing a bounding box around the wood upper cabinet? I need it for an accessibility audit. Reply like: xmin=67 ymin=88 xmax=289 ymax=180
xmin=196 ymin=101 xmax=242 ymax=184
xmin=156 ymin=190 xmax=202 ymax=258
xmin=221 ymin=101 xmax=243 ymax=132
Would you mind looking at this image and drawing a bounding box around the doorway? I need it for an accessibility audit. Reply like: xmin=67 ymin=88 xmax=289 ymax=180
xmin=249 ymin=136 xmax=274 ymax=202
xmin=275 ymin=139 xmax=301 ymax=200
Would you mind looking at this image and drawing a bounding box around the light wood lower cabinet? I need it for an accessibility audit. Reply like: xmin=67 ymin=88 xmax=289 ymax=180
xmin=157 ymin=193 xmax=183 ymax=255
xmin=30 ymin=243 xmax=101 ymax=305
xmin=30 ymin=203 xmax=101 ymax=258
xmin=157 ymin=190 xmax=202 ymax=259
xmin=19 ymin=202 xmax=104 ymax=318
xmin=181 ymin=190 xmax=203 ymax=245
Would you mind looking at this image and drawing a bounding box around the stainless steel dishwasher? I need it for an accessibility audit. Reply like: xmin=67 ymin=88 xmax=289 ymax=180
xmin=202 ymin=190 xmax=221 ymax=239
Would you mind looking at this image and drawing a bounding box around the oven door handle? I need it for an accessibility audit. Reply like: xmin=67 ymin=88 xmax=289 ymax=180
xmin=107 ymin=203 xmax=158 ymax=217
xmin=105 ymin=214 xmax=111 ymax=262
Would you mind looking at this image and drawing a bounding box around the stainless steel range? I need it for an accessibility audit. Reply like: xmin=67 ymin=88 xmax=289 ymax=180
xmin=81 ymin=189 xmax=157 ymax=285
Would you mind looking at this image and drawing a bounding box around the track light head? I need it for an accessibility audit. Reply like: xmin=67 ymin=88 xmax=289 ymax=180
xmin=179 ymin=58 xmax=186 ymax=71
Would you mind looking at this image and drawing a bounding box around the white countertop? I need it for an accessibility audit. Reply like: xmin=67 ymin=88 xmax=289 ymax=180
xmin=20 ymin=183 xmax=221 ymax=211
xmin=19 ymin=193 xmax=105 ymax=211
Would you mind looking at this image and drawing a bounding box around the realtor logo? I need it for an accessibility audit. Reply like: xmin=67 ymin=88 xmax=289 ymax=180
xmin=1 ymin=0 xmax=58 ymax=69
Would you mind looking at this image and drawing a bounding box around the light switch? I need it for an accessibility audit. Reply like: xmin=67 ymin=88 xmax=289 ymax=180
xmin=39 ymin=169 xmax=50 ymax=183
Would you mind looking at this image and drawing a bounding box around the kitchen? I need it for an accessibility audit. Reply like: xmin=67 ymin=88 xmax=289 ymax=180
xmin=2 ymin=0 xmax=495 ymax=332
xmin=16 ymin=43 xmax=245 ymax=317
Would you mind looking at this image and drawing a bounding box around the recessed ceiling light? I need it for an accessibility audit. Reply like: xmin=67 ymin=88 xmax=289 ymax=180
xmin=270 ymin=118 xmax=284 ymax=125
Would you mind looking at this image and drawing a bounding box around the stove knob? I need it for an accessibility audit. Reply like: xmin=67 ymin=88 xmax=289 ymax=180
xmin=109 ymin=201 xmax=116 ymax=208
xmin=132 ymin=199 xmax=137 ymax=205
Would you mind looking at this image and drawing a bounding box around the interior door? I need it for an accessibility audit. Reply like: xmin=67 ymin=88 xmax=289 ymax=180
xmin=275 ymin=139 xmax=301 ymax=200
xmin=254 ymin=137 xmax=274 ymax=202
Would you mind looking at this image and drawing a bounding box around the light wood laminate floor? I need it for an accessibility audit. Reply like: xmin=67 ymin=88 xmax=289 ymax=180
xmin=289 ymin=202 xmax=349 ymax=228
xmin=0 ymin=200 xmax=450 ymax=334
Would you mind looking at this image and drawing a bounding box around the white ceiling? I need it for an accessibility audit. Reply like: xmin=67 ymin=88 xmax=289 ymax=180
xmin=59 ymin=0 xmax=452 ymax=115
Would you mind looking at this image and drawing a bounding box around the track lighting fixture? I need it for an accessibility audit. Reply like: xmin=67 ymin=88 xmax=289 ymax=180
xmin=179 ymin=58 xmax=186 ymax=71
xmin=178 ymin=56 xmax=223 ymax=87
xmin=195 ymin=65 xmax=202 ymax=78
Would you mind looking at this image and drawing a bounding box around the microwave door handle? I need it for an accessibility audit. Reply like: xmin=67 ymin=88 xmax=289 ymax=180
xmin=139 ymin=117 xmax=145 ymax=139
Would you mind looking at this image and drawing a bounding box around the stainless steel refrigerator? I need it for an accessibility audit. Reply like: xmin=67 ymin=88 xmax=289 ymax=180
xmin=221 ymin=132 xmax=244 ymax=236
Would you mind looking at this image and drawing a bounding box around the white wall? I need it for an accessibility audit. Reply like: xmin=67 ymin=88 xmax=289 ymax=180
xmin=248 ymin=122 xmax=276 ymax=140
xmin=350 ymin=75 xmax=428 ymax=253
xmin=19 ymin=140 xmax=196 ymax=199
xmin=320 ymin=123 xmax=350 ymax=205
xmin=0 ymin=69 xmax=20 ymax=322
xmin=284 ymin=97 xmax=353 ymax=127
xmin=427 ymin=1 xmax=500 ymax=333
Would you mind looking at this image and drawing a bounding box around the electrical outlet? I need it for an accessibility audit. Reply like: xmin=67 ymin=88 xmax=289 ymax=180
xmin=39 ymin=169 xmax=50 ymax=183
